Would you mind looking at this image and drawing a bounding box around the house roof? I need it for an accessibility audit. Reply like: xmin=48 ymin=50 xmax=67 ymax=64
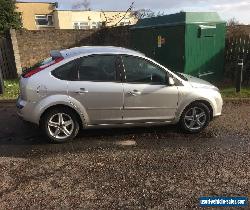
xmin=16 ymin=1 xmax=56 ymax=4
xmin=55 ymin=9 xmax=130 ymax=13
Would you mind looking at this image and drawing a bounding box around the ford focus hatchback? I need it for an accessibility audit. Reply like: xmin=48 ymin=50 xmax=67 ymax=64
xmin=17 ymin=46 xmax=223 ymax=143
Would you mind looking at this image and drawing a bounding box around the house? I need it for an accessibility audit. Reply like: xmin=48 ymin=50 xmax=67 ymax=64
xmin=16 ymin=1 xmax=138 ymax=30
xmin=16 ymin=1 xmax=57 ymax=30
xmin=54 ymin=10 xmax=138 ymax=29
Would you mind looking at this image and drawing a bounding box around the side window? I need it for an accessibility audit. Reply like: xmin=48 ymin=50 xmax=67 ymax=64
xmin=122 ymin=56 xmax=167 ymax=84
xmin=77 ymin=55 xmax=117 ymax=82
xmin=52 ymin=60 xmax=77 ymax=81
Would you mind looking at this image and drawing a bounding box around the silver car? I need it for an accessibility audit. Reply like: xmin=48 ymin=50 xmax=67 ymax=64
xmin=17 ymin=46 xmax=223 ymax=143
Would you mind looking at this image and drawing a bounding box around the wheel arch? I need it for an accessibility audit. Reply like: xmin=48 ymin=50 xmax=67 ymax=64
xmin=39 ymin=104 xmax=84 ymax=128
xmin=178 ymin=99 xmax=214 ymax=122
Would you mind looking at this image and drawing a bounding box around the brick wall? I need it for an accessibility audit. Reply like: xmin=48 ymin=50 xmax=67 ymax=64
xmin=15 ymin=26 xmax=131 ymax=68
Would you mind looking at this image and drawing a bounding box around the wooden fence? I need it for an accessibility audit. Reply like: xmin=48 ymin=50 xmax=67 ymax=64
xmin=0 ymin=34 xmax=17 ymax=79
xmin=225 ymin=34 xmax=250 ymax=85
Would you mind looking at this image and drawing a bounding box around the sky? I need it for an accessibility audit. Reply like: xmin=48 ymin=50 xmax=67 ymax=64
xmin=19 ymin=0 xmax=250 ymax=24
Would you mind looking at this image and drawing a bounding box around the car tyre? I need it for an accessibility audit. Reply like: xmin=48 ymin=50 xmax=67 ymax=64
xmin=180 ymin=102 xmax=210 ymax=133
xmin=41 ymin=107 xmax=79 ymax=143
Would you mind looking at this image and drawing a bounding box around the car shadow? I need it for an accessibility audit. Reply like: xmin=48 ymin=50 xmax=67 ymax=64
xmin=0 ymin=123 xmax=216 ymax=158
xmin=0 ymin=105 xmax=216 ymax=158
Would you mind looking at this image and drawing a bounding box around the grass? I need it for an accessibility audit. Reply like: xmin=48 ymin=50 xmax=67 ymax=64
xmin=220 ymin=87 xmax=250 ymax=98
xmin=0 ymin=79 xmax=250 ymax=100
xmin=0 ymin=79 xmax=19 ymax=100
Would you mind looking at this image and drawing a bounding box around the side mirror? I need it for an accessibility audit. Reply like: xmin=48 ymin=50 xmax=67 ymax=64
xmin=168 ymin=77 xmax=175 ymax=86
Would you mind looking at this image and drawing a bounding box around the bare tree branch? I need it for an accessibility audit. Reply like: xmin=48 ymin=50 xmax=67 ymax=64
xmin=101 ymin=2 xmax=135 ymax=27
xmin=114 ymin=2 xmax=134 ymax=26
xmin=227 ymin=18 xmax=240 ymax=26
xmin=133 ymin=9 xmax=153 ymax=19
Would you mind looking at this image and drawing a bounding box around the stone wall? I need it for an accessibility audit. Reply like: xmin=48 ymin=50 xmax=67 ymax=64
xmin=15 ymin=26 xmax=131 ymax=68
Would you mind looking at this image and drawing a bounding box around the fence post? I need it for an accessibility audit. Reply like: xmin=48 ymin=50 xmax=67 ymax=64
xmin=236 ymin=58 xmax=244 ymax=93
xmin=0 ymin=65 xmax=4 ymax=94
xmin=10 ymin=29 xmax=22 ymax=75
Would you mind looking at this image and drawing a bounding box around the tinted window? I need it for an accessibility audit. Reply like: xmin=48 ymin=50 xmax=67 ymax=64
xmin=122 ymin=56 xmax=167 ymax=84
xmin=52 ymin=61 xmax=76 ymax=80
xmin=78 ymin=55 xmax=117 ymax=82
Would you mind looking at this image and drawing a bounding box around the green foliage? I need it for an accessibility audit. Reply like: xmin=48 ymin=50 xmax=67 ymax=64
xmin=0 ymin=0 xmax=22 ymax=32
xmin=0 ymin=79 xmax=19 ymax=100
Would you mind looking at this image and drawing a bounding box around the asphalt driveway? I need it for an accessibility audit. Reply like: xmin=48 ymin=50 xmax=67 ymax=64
xmin=0 ymin=100 xmax=249 ymax=209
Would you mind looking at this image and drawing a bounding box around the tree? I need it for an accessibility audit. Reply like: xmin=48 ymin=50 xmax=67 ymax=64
xmin=132 ymin=9 xmax=156 ymax=19
xmin=227 ymin=18 xmax=245 ymax=37
xmin=72 ymin=0 xmax=91 ymax=11
xmin=0 ymin=0 xmax=22 ymax=32
xmin=101 ymin=2 xmax=135 ymax=27
xmin=227 ymin=18 xmax=240 ymax=27
xmin=131 ymin=9 xmax=165 ymax=20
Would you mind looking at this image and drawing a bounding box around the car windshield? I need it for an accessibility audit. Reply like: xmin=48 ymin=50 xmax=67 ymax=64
xmin=174 ymin=72 xmax=188 ymax=81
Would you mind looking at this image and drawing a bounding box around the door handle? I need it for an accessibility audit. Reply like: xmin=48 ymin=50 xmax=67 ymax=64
xmin=75 ymin=88 xmax=89 ymax=94
xmin=127 ymin=90 xmax=142 ymax=96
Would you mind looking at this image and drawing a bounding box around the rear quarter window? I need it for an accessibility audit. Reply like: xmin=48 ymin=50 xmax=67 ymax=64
xmin=52 ymin=60 xmax=77 ymax=81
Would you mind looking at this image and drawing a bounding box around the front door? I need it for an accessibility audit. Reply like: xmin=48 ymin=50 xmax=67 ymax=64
xmin=67 ymin=54 xmax=123 ymax=124
xmin=121 ymin=55 xmax=179 ymax=123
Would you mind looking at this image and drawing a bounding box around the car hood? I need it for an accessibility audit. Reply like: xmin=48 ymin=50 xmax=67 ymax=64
xmin=180 ymin=73 xmax=218 ymax=90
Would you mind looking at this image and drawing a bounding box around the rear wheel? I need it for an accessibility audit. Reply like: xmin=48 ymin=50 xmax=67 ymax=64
xmin=41 ymin=108 xmax=79 ymax=143
xmin=180 ymin=102 xmax=210 ymax=133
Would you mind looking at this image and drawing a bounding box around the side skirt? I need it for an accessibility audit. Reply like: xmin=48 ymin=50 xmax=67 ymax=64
xmin=84 ymin=120 xmax=177 ymax=129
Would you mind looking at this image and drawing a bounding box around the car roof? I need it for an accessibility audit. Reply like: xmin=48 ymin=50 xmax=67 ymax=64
xmin=50 ymin=46 xmax=144 ymax=59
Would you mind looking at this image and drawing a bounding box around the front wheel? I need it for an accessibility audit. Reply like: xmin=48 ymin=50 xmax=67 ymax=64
xmin=41 ymin=108 xmax=79 ymax=143
xmin=180 ymin=102 xmax=211 ymax=133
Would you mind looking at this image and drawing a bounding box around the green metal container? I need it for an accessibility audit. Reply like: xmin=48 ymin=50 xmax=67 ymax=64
xmin=131 ymin=12 xmax=226 ymax=81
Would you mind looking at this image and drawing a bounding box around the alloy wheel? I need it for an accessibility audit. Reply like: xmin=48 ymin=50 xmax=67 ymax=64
xmin=184 ymin=107 xmax=207 ymax=131
xmin=47 ymin=113 xmax=74 ymax=140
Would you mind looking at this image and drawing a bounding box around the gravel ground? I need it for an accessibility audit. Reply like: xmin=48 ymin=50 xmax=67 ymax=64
xmin=0 ymin=100 xmax=249 ymax=209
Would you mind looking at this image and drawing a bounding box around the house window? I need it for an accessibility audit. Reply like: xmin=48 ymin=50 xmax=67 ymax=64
xmin=91 ymin=22 xmax=101 ymax=29
xmin=73 ymin=22 xmax=90 ymax=29
xmin=35 ymin=15 xmax=53 ymax=26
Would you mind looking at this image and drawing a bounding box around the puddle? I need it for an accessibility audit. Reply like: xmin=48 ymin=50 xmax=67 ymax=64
xmin=115 ymin=140 xmax=137 ymax=146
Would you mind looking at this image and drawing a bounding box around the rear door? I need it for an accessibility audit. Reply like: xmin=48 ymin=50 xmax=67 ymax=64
xmin=67 ymin=54 xmax=124 ymax=125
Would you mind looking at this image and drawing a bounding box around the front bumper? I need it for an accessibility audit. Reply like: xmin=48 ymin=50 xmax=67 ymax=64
xmin=213 ymin=93 xmax=223 ymax=118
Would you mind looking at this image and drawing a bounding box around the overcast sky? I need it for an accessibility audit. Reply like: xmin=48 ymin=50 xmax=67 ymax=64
xmin=19 ymin=0 xmax=250 ymax=24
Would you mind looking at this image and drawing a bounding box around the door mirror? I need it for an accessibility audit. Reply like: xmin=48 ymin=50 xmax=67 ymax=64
xmin=168 ymin=77 xmax=175 ymax=86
